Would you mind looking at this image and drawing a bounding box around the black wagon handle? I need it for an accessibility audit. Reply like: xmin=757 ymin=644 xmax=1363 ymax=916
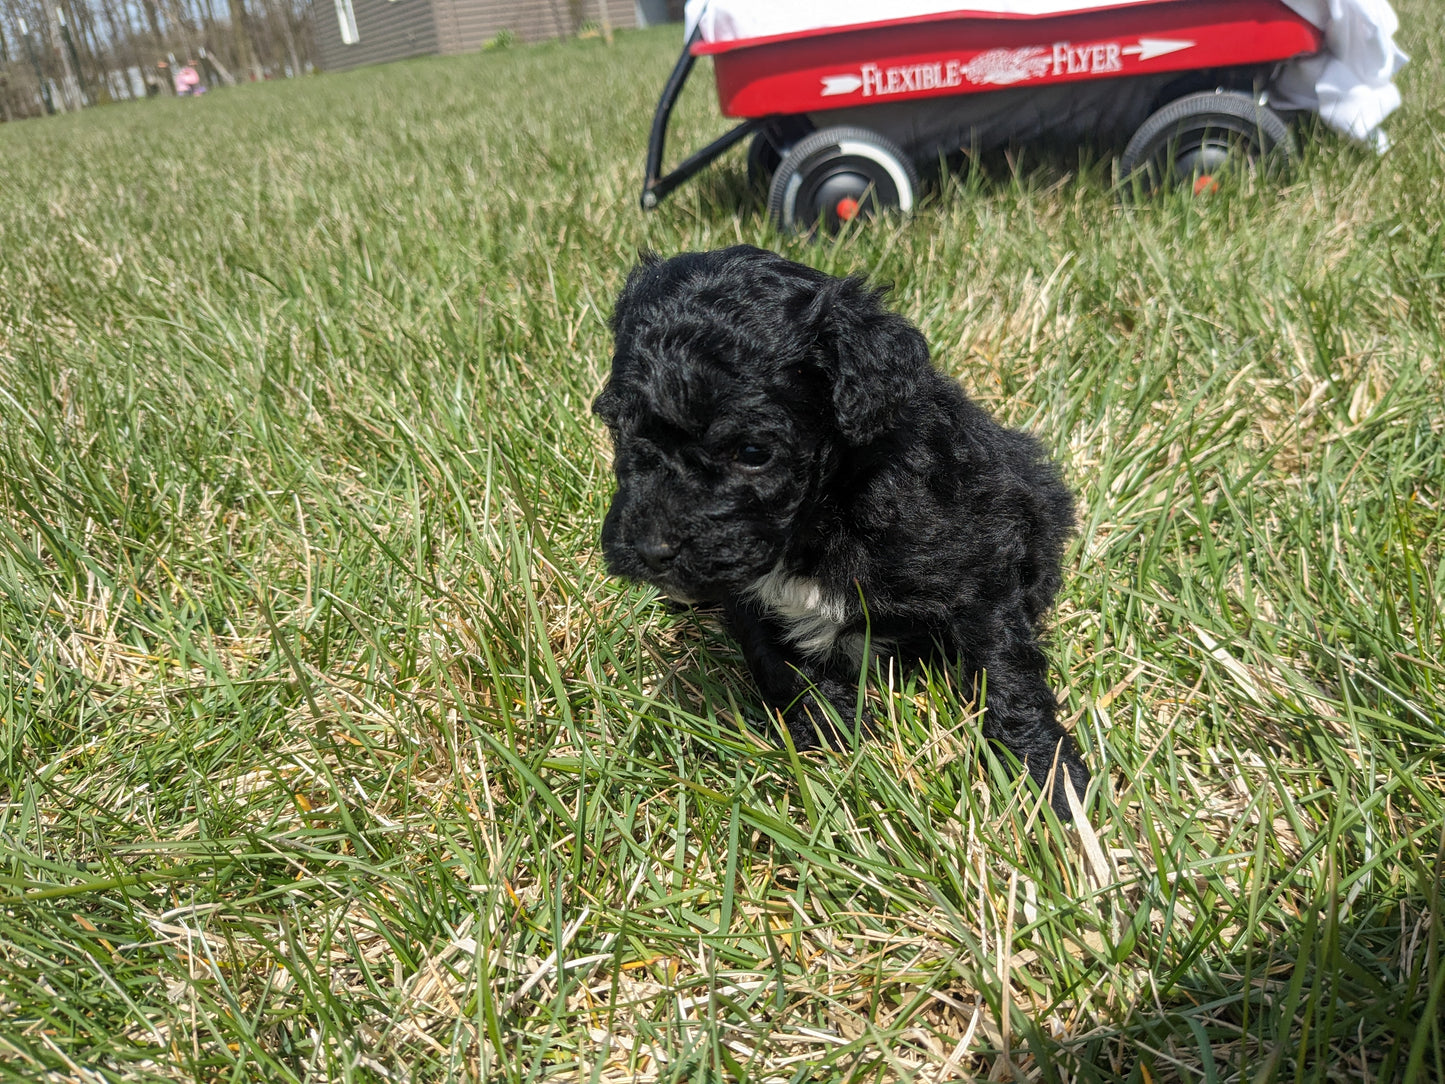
xmin=641 ymin=26 xmax=759 ymax=211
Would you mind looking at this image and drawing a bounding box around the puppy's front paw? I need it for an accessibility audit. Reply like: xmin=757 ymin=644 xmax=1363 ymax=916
xmin=780 ymin=679 xmax=866 ymax=751
xmin=1031 ymin=743 xmax=1090 ymax=822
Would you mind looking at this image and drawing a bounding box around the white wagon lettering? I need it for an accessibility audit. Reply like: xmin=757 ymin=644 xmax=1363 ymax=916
xmin=860 ymin=60 xmax=966 ymax=97
xmin=840 ymin=36 xmax=1175 ymax=100
xmin=1050 ymin=40 xmax=1123 ymax=76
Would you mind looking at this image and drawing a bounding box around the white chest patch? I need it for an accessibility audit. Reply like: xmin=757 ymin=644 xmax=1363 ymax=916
xmin=745 ymin=566 xmax=851 ymax=660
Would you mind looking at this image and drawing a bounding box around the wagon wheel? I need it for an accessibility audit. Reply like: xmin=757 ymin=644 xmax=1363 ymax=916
xmin=1120 ymin=90 xmax=1293 ymax=196
xmin=767 ymin=126 xmax=920 ymax=234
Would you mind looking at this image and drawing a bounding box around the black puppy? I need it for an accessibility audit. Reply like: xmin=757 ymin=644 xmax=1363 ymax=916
xmin=593 ymin=246 xmax=1088 ymax=819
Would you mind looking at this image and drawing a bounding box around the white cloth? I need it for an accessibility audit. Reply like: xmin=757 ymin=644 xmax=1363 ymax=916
xmin=1268 ymin=0 xmax=1406 ymax=151
xmin=683 ymin=0 xmax=1407 ymax=150
xmin=688 ymin=0 xmax=1162 ymax=38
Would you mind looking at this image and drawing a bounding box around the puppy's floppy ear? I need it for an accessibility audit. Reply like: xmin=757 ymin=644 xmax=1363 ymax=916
xmin=599 ymin=253 xmax=667 ymax=422
xmin=608 ymin=251 xmax=665 ymax=337
xmin=808 ymin=275 xmax=932 ymax=445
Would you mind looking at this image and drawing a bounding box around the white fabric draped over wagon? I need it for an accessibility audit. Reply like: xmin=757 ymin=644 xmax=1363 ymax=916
xmin=682 ymin=0 xmax=1407 ymax=150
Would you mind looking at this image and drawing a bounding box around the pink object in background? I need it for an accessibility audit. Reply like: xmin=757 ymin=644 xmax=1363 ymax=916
xmin=175 ymin=65 xmax=205 ymax=96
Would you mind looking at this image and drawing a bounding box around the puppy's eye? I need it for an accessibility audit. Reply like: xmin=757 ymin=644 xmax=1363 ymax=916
xmin=735 ymin=444 xmax=772 ymax=468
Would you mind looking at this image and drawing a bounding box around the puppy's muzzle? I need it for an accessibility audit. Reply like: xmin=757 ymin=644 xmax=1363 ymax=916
xmin=635 ymin=537 xmax=679 ymax=574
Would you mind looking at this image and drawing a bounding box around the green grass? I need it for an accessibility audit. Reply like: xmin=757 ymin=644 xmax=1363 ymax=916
xmin=1 ymin=10 xmax=1442 ymax=1082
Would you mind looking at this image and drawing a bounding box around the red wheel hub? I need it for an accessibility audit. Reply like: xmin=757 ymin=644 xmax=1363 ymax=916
xmin=835 ymin=196 xmax=861 ymax=221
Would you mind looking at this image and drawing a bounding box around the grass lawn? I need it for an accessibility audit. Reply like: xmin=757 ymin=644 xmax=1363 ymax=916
xmin=1 ymin=8 xmax=1442 ymax=1082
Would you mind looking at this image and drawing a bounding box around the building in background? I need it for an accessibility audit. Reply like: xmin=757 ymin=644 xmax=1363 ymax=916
xmin=314 ymin=0 xmax=682 ymax=73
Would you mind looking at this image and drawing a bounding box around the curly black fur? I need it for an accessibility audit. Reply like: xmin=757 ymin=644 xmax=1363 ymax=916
xmin=594 ymin=246 xmax=1088 ymax=819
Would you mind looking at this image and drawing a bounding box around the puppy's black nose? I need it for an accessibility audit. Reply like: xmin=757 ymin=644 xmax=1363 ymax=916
xmin=636 ymin=538 xmax=678 ymax=573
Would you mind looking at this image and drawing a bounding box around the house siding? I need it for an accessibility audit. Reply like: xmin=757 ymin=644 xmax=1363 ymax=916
xmin=431 ymin=0 xmax=638 ymax=55
xmin=315 ymin=0 xmax=441 ymax=72
xmin=314 ymin=0 xmax=656 ymax=72
xmin=636 ymin=0 xmax=684 ymax=27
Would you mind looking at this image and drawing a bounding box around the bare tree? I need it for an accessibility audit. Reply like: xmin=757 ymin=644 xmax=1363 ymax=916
xmin=0 ymin=0 xmax=319 ymax=117
xmin=225 ymin=0 xmax=259 ymax=80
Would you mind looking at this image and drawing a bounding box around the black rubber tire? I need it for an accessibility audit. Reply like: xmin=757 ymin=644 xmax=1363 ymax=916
xmin=746 ymin=131 xmax=782 ymax=191
xmin=767 ymin=126 xmax=920 ymax=235
xmin=1120 ymin=90 xmax=1293 ymax=194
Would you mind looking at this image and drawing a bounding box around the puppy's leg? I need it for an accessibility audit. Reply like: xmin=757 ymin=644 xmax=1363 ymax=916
xmin=961 ymin=611 xmax=1090 ymax=821
xmin=723 ymin=601 xmax=861 ymax=750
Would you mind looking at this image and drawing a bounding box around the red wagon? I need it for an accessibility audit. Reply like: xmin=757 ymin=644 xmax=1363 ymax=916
xmin=642 ymin=0 xmax=1339 ymax=231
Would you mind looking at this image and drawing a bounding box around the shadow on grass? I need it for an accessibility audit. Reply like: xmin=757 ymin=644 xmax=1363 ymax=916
xmin=1059 ymin=879 xmax=1444 ymax=1084
xmin=617 ymin=608 xmax=1443 ymax=1084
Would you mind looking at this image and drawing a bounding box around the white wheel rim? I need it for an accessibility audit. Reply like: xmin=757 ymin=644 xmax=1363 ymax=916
xmin=836 ymin=140 xmax=914 ymax=214
xmin=782 ymin=172 xmax=805 ymax=229
xmin=782 ymin=139 xmax=914 ymax=229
